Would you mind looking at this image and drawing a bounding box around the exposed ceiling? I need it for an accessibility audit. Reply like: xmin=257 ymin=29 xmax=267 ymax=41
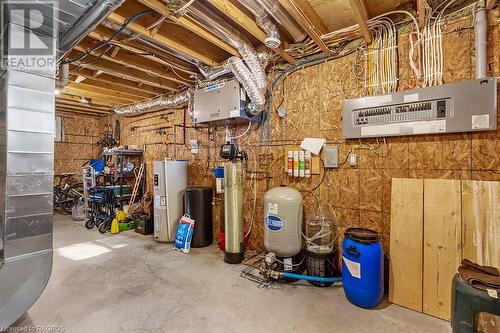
xmin=55 ymin=0 xmax=480 ymax=117
xmin=308 ymin=0 xmax=409 ymax=32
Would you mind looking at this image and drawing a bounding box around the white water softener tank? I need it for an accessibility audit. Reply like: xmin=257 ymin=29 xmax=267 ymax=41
xmin=264 ymin=186 xmax=303 ymax=257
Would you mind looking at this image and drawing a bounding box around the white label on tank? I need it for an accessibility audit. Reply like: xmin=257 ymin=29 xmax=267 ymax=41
xmin=343 ymin=256 xmax=361 ymax=279
xmin=266 ymin=215 xmax=286 ymax=232
xmin=160 ymin=196 xmax=166 ymax=206
xmin=284 ymin=257 xmax=293 ymax=271
xmin=472 ymin=114 xmax=490 ymax=129
xmin=230 ymin=110 xmax=239 ymax=118
xmin=268 ymin=203 xmax=278 ymax=214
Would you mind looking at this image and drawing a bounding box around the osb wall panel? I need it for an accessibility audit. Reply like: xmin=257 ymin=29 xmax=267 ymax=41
xmin=99 ymin=10 xmax=500 ymax=257
xmin=55 ymin=115 xmax=100 ymax=176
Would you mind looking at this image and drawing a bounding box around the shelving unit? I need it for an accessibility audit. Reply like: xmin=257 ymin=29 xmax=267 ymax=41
xmin=102 ymin=149 xmax=145 ymax=209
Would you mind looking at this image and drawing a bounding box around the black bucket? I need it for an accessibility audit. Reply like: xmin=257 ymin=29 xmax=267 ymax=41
xmin=305 ymin=248 xmax=339 ymax=287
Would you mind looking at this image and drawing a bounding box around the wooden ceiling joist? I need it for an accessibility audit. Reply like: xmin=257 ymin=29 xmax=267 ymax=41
xmin=57 ymin=93 xmax=113 ymax=107
xmin=67 ymin=82 xmax=143 ymax=102
xmin=56 ymin=105 xmax=112 ymax=116
xmin=417 ymin=0 xmax=426 ymax=29
xmin=70 ymin=55 xmax=180 ymax=91
xmin=348 ymin=0 xmax=372 ymax=44
xmin=69 ymin=74 xmax=156 ymax=99
xmin=55 ymin=102 xmax=111 ymax=114
xmin=74 ymin=38 xmax=193 ymax=86
xmin=56 ymin=99 xmax=111 ymax=112
xmin=137 ymin=0 xmax=240 ymax=57
xmin=70 ymin=68 xmax=167 ymax=96
xmin=277 ymin=0 xmax=333 ymax=55
xmin=88 ymin=26 xmax=197 ymax=74
xmin=62 ymin=86 xmax=135 ymax=105
xmin=486 ymin=0 xmax=496 ymax=9
xmin=106 ymin=12 xmax=221 ymax=66
xmin=55 ymin=107 xmax=109 ymax=117
xmin=205 ymin=0 xmax=296 ymax=64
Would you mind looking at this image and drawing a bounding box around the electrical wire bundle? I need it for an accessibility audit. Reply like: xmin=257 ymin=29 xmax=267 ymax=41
xmin=365 ymin=18 xmax=399 ymax=94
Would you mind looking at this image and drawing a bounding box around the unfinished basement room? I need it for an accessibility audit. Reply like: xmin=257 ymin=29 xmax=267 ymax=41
xmin=0 ymin=0 xmax=499 ymax=332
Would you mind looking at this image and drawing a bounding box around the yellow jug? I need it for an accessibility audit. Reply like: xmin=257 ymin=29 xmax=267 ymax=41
xmin=111 ymin=218 xmax=120 ymax=234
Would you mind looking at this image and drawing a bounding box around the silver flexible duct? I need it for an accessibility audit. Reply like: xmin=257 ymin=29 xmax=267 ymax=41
xmin=187 ymin=3 xmax=267 ymax=104
xmin=199 ymin=51 xmax=269 ymax=85
xmin=256 ymin=0 xmax=307 ymax=43
xmin=59 ymin=0 xmax=125 ymax=53
xmin=114 ymin=89 xmax=193 ymax=115
xmin=224 ymin=57 xmax=265 ymax=113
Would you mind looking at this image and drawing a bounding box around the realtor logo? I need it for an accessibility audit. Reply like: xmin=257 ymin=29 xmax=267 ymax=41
xmin=1 ymin=0 xmax=58 ymax=71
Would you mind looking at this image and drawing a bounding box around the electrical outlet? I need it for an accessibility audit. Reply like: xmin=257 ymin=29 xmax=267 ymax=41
xmin=348 ymin=153 xmax=357 ymax=167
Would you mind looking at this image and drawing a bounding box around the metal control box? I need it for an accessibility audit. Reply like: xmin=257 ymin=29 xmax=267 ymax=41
xmin=343 ymin=78 xmax=497 ymax=139
xmin=192 ymin=79 xmax=260 ymax=124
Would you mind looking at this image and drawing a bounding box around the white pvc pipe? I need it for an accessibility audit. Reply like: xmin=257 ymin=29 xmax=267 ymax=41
xmin=474 ymin=6 xmax=488 ymax=79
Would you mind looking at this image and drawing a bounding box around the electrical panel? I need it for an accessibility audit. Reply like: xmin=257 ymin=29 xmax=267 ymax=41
xmin=192 ymin=79 xmax=260 ymax=125
xmin=342 ymin=78 xmax=497 ymax=139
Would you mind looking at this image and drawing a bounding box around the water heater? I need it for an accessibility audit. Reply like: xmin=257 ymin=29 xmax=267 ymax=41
xmin=264 ymin=187 xmax=303 ymax=257
xmin=153 ymin=160 xmax=187 ymax=242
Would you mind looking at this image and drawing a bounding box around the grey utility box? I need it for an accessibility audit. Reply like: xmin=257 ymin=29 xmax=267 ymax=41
xmin=192 ymin=79 xmax=261 ymax=125
xmin=342 ymin=77 xmax=497 ymax=139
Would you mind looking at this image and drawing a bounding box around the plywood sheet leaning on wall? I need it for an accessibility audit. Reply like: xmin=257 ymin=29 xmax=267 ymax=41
xmin=389 ymin=178 xmax=424 ymax=312
xmin=423 ymin=179 xmax=462 ymax=320
xmin=461 ymin=180 xmax=500 ymax=333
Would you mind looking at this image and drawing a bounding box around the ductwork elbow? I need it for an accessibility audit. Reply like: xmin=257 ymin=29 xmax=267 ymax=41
xmin=256 ymin=9 xmax=281 ymax=49
xmin=198 ymin=64 xmax=231 ymax=81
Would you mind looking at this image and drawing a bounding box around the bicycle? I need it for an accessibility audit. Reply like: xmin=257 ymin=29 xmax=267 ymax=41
xmin=53 ymin=173 xmax=84 ymax=215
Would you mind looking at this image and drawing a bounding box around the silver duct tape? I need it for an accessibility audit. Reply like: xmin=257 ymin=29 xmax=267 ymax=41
xmin=225 ymin=57 xmax=265 ymax=112
xmin=114 ymin=89 xmax=193 ymax=115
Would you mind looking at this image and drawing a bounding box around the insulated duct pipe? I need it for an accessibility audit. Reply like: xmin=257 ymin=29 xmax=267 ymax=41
xmin=114 ymin=89 xmax=193 ymax=115
xmin=237 ymin=0 xmax=281 ymax=49
xmin=187 ymin=3 xmax=267 ymax=111
xmin=255 ymin=0 xmax=307 ymax=43
xmin=474 ymin=3 xmax=488 ymax=79
xmin=59 ymin=0 xmax=125 ymax=53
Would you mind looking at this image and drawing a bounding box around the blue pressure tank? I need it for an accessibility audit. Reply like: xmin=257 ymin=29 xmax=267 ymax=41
xmin=341 ymin=228 xmax=384 ymax=309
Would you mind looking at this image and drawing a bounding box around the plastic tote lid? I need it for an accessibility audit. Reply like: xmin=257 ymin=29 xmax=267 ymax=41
xmin=344 ymin=228 xmax=380 ymax=244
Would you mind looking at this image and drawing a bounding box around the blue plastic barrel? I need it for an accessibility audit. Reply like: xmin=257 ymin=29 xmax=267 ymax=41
xmin=342 ymin=228 xmax=384 ymax=308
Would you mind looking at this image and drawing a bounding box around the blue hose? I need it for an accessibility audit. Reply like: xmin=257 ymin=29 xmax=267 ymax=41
xmin=281 ymin=272 xmax=342 ymax=283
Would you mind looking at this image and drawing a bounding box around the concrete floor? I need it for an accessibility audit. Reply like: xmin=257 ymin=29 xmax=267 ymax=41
xmin=13 ymin=214 xmax=451 ymax=333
